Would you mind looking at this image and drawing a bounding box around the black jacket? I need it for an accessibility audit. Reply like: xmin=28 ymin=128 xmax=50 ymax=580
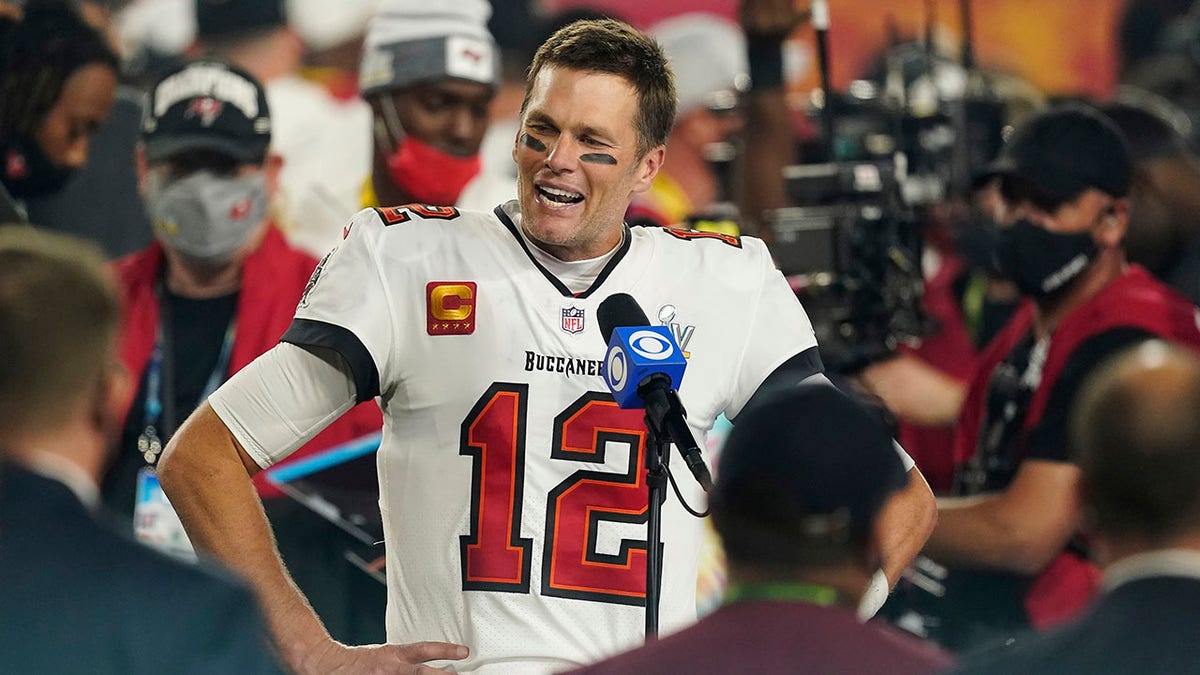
xmin=950 ymin=570 xmax=1200 ymax=675
xmin=0 ymin=462 xmax=283 ymax=674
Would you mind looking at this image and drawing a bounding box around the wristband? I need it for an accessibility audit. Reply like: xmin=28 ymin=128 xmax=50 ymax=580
xmin=747 ymin=37 xmax=786 ymax=91
xmin=857 ymin=568 xmax=890 ymax=621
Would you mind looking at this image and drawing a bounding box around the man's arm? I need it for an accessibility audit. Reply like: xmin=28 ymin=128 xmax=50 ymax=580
xmin=735 ymin=0 xmax=809 ymax=243
xmin=923 ymin=459 xmax=1082 ymax=574
xmin=857 ymin=353 xmax=968 ymax=428
xmin=924 ymin=330 xmax=1153 ymax=573
xmin=159 ymin=402 xmax=333 ymax=671
xmin=876 ymin=465 xmax=938 ymax=585
xmin=159 ymin=346 xmax=467 ymax=674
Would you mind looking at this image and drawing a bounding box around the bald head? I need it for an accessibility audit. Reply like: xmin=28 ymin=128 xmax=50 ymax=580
xmin=1071 ymin=341 xmax=1200 ymax=544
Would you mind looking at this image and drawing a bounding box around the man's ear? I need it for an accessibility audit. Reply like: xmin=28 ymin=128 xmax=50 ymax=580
xmin=630 ymin=145 xmax=666 ymax=195
xmin=92 ymin=363 xmax=130 ymax=448
xmin=1098 ymin=198 xmax=1131 ymax=248
xmin=263 ymin=152 xmax=284 ymax=196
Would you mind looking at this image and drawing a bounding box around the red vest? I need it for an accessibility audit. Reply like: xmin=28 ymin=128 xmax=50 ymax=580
xmin=112 ymin=226 xmax=383 ymax=499
xmin=954 ymin=265 xmax=1200 ymax=627
xmin=897 ymin=250 xmax=979 ymax=494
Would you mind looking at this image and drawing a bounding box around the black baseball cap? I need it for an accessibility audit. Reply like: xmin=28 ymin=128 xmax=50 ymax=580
xmin=141 ymin=59 xmax=271 ymax=164
xmin=195 ymin=0 xmax=286 ymax=41
xmin=713 ymin=382 xmax=907 ymax=551
xmin=976 ymin=105 xmax=1132 ymax=208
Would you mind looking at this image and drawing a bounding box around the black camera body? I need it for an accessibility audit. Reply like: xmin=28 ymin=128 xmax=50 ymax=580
xmin=771 ymin=156 xmax=926 ymax=372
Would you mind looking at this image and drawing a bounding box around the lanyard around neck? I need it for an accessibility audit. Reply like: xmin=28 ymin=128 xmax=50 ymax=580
xmin=142 ymin=281 xmax=236 ymax=442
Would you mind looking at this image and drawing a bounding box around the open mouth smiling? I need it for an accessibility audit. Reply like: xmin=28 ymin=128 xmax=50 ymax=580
xmin=536 ymin=184 xmax=584 ymax=206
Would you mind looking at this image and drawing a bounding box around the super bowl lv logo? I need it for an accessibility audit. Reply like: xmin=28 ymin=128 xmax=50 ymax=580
xmin=657 ymin=304 xmax=695 ymax=358
xmin=427 ymin=282 xmax=477 ymax=335
xmin=561 ymin=306 xmax=585 ymax=334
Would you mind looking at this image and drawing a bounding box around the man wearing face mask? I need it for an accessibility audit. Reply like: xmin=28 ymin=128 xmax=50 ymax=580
xmin=101 ymin=57 xmax=382 ymax=634
xmin=357 ymin=0 xmax=513 ymax=216
xmin=907 ymin=105 xmax=1200 ymax=652
xmin=0 ymin=0 xmax=118 ymax=226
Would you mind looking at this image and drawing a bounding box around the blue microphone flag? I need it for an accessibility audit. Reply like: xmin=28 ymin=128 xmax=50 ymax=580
xmin=602 ymin=325 xmax=687 ymax=409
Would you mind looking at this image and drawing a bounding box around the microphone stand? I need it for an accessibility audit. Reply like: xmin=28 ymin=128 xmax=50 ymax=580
xmin=642 ymin=406 xmax=670 ymax=641
xmin=636 ymin=373 xmax=713 ymax=639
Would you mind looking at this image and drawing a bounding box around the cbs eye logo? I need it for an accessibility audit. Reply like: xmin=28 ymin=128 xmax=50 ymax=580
xmin=605 ymin=346 xmax=628 ymax=391
xmin=628 ymin=330 xmax=674 ymax=360
xmin=604 ymin=329 xmax=677 ymax=392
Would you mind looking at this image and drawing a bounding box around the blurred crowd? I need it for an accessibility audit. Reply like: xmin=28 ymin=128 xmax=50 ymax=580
xmin=6 ymin=0 xmax=1200 ymax=673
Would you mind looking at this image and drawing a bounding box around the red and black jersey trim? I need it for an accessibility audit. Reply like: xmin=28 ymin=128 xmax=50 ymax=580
xmin=493 ymin=205 xmax=631 ymax=299
xmin=281 ymin=318 xmax=380 ymax=403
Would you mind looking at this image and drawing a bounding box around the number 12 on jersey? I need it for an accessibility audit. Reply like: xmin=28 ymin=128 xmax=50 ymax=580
xmin=459 ymin=382 xmax=653 ymax=606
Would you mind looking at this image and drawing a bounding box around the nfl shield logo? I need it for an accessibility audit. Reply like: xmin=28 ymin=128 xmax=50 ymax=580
xmin=561 ymin=306 xmax=585 ymax=334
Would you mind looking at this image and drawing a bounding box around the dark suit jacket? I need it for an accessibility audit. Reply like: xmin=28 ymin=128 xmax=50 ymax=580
xmin=0 ymin=462 xmax=283 ymax=674
xmin=951 ymin=573 xmax=1200 ymax=675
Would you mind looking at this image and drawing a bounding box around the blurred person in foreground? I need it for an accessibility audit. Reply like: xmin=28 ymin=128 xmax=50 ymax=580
xmin=0 ymin=0 xmax=117 ymax=226
xmin=158 ymin=18 xmax=936 ymax=673
xmin=569 ymin=383 xmax=951 ymax=675
xmin=102 ymin=56 xmax=381 ymax=636
xmin=0 ymin=225 xmax=282 ymax=675
xmin=952 ymin=341 xmax=1200 ymax=674
xmin=870 ymin=105 xmax=1200 ymax=652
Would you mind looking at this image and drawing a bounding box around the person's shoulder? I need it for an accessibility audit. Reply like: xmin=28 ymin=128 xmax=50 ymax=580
xmin=861 ymin=621 xmax=955 ymax=672
xmin=79 ymin=516 xmax=248 ymax=597
xmin=350 ymin=203 xmax=503 ymax=252
xmin=1097 ymin=265 xmax=1196 ymax=312
xmin=946 ymin=629 xmax=1079 ymax=675
xmin=7 ymin=477 xmax=252 ymax=608
xmin=111 ymin=242 xmax=162 ymax=284
xmin=357 ymin=203 xmax=496 ymax=233
xmin=632 ymin=223 xmax=772 ymax=268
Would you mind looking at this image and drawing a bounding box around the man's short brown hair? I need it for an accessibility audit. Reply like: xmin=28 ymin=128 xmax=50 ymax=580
xmin=0 ymin=225 xmax=119 ymax=437
xmin=1071 ymin=341 xmax=1200 ymax=542
xmin=522 ymin=18 xmax=677 ymax=158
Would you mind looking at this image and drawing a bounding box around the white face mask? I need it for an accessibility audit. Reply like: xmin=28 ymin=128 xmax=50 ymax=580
xmin=145 ymin=169 xmax=268 ymax=262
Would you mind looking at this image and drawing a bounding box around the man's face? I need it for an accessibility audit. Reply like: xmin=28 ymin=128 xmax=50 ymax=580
xmin=141 ymin=149 xmax=270 ymax=196
xmin=374 ymin=79 xmax=493 ymax=156
xmin=992 ymin=177 xmax=1116 ymax=241
xmin=36 ymin=62 xmax=116 ymax=170
xmin=514 ymin=66 xmax=663 ymax=261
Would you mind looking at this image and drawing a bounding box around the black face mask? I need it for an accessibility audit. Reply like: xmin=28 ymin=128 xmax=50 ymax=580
xmin=995 ymin=218 xmax=1097 ymax=303
xmin=1 ymin=135 xmax=76 ymax=199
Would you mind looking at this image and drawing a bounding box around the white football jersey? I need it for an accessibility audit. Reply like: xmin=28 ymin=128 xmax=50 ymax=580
xmin=283 ymin=201 xmax=817 ymax=673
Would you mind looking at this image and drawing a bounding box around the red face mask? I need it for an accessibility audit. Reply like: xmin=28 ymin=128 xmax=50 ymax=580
xmin=385 ymin=135 xmax=482 ymax=206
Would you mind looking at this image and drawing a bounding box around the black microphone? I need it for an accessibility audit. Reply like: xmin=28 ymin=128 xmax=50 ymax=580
xmin=598 ymin=293 xmax=713 ymax=492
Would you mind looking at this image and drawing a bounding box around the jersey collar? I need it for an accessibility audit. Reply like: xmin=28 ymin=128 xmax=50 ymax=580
xmin=494 ymin=203 xmax=632 ymax=299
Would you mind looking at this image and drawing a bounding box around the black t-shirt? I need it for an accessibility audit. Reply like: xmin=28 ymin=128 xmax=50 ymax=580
xmin=963 ymin=325 xmax=1155 ymax=494
xmin=101 ymin=288 xmax=238 ymax=517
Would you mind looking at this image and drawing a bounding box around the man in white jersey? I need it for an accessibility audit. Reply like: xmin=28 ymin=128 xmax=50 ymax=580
xmin=158 ymin=19 xmax=937 ymax=674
